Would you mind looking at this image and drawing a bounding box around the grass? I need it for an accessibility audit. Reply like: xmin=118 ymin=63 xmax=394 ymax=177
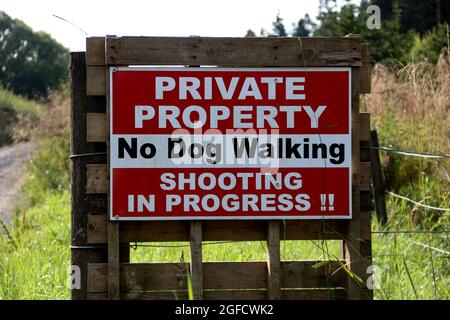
xmin=0 ymin=191 xmax=70 ymax=299
xmin=0 ymin=87 xmax=39 ymax=146
xmin=0 ymin=56 xmax=449 ymax=299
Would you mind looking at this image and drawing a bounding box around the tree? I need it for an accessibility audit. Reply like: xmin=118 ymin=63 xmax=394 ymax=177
xmin=293 ymin=14 xmax=316 ymax=37
xmin=272 ymin=13 xmax=287 ymax=36
xmin=0 ymin=11 xmax=69 ymax=98
xmin=313 ymin=0 xmax=415 ymax=63
xmin=245 ymin=29 xmax=256 ymax=37
xmin=373 ymin=0 xmax=450 ymax=35
xmin=411 ymin=23 xmax=450 ymax=63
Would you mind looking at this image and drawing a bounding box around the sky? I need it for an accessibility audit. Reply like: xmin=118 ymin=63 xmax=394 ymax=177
xmin=1 ymin=0 xmax=326 ymax=51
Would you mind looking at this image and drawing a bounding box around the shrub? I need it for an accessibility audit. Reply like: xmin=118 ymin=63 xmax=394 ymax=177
xmin=410 ymin=23 xmax=450 ymax=64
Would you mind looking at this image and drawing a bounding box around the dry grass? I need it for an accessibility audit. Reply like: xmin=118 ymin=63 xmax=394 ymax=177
xmin=12 ymin=92 xmax=70 ymax=142
xmin=363 ymin=55 xmax=450 ymax=196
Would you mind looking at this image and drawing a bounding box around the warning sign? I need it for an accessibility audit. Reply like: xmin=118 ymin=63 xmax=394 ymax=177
xmin=110 ymin=67 xmax=352 ymax=220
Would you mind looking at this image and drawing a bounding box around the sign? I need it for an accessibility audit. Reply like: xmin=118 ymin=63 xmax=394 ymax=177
xmin=110 ymin=67 xmax=351 ymax=220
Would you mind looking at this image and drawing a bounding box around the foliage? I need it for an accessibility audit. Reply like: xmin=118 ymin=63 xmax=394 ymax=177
xmin=363 ymin=56 xmax=450 ymax=226
xmin=292 ymin=14 xmax=316 ymax=37
xmin=0 ymin=191 xmax=70 ymax=300
xmin=411 ymin=23 xmax=450 ymax=64
xmin=373 ymin=0 xmax=450 ymax=35
xmin=0 ymin=87 xmax=39 ymax=146
xmin=0 ymin=11 xmax=69 ymax=98
xmin=314 ymin=0 xmax=416 ymax=64
xmin=245 ymin=29 xmax=256 ymax=37
xmin=272 ymin=13 xmax=287 ymax=36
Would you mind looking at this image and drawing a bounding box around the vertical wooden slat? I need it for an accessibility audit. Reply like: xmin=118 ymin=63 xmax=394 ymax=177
xmin=343 ymin=66 xmax=370 ymax=300
xmin=105 ymin=37 xmax=120 ymax=300
xmin=267 ymin=221 xmax=281 ymax=300
xmin=190 ymin=221 xmax=203 ymax=300
xmin=360 ymin=43 xmax=371 ymax=94
xmin=70 ymin=52 xmax=108 ymax=300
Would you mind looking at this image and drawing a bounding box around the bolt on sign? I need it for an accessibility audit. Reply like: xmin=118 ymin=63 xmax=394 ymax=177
xmin=110 ymin=67 xmax=351 ymax=220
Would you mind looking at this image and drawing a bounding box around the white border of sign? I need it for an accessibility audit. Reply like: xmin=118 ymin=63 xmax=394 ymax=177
xmin=109 ymin=67 xmax=352 ymax=221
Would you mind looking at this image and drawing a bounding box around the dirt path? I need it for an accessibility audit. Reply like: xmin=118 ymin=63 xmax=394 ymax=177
xmin=0 ymin=141 xmax=36 ymax=225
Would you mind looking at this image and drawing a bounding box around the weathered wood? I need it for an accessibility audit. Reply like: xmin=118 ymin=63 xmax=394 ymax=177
xmin=86 ymin=113 xmax=107 ymax=143
xmin=86 ymin=214 xmax=372 ymax=243
xmin=86 ymin=66 xmax=106 ymax=96
xmin=360 ymin=43 xmax=371 ymax=94
xmin=105 ymin=57 xmax=120 ymax=300
xmin=267 ymin=221 xmax=281 ymax=299
xmin=190 ymin=221 xmax=203 ymax=300
xmin=359 ymin=112 xmax=371 ymax=142
xmin=87 ymin=260 xmax=347 ymax=293
xmin=342 ymin=67 xmax=371 ymax=300
xmin=88 ymin=288 xmax=347 ymax=300
xmin=70 ymin=52 xmax=108 ymax=300
xmin=86 ymin=164 xmax=108 ymax=193
xmin=86 ymin=37 xmax=106 ymax=66
xmin=370 ymin=130 xmax=387 ymax=225
xmin=107 ymin=221 xmax=120 ymax=300
xmin=105 ymin=36 xmax=361 ymax=67
xmin=360 ymin=162 xmax=371 ymax=192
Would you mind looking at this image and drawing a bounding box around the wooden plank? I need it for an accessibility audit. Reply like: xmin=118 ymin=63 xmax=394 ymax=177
xmin=86 ymin=164 xmax=108 ymax=193
xmin=190 ymin=221 xmax=203 ymax=300
xmin=359 ymin=112 xmax=371 ymax=142
xmin=106 ymin=36 xmax=361 ymax=66
xmin=86 ymin=66 xmax=106 ymax=96
xmin=88 ymin=288 xmax=347 ymax=300
xmin=70 ymin=52 xmax=108 ymax=300
xmin=360 ymin=162 xmax=371 ymax=192
xmin=360 ymin=43 xmax=371 ymax=94
xmin=87 ymin=260 xmax=347 ymax=293
xmin=86 ymin=37 xmax=105 ymax=66
xmin=342 ymin=67 xmax=371 ymax=300
xmin=267 ymin=221 xmax=281 ymax=299
xmin=105 ymin=53 xmax=120 ymax=300
xmin=87 ymin=215 xmax=360 ymax=243
xmin=86 ymin=113 xmax=107 ymax=142
xmin=107 ymin=222 xmax=120 ymax=300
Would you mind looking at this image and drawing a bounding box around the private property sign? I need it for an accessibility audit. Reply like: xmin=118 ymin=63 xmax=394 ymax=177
xmin=110 ymin=67 xmax=352 ymax=220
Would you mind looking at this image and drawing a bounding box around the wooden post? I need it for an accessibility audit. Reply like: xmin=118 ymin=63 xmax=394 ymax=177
xmin=106 ymin=46 xmax=120 ymax=300
xmin=190 ymin=221 xmax=203 ymax=300
xmin=70 ymin=52 xmax=107 ymax=299
xmin=267 ymin=221 xmax=281 ymax=300
xmin=342 ymin=66 xmax=369 ymax=300
xmin=370 ymin=130 xmax=387 ymax=225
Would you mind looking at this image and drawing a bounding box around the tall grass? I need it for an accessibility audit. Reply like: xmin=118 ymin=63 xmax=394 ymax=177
xmin=0 ymin=87 xmax=39 ymax=146
xmin=0 ymin=93 xmax=71 ymax=299
xmin=364 ymin=54 xmax=450 ymax=299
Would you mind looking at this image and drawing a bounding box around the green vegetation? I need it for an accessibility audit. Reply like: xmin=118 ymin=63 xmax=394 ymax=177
xmin=0 ymin=11 xmax=69 ymax=98
xmin=0 ymin=135 xmax=70 ymax=299
xmin=0 ymin=87 xmax=39 ymax=146
xmin=254 ymin=0 xmax=450 ymax=64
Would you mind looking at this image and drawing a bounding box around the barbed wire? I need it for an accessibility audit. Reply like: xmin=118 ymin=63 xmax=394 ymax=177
xmin=406 ymin=239 xmax=450 ymax=255
xmin=363 ymin=145 xmax=450 ymax=159
xmin=386 ymin=191 xmax=450 ymax=212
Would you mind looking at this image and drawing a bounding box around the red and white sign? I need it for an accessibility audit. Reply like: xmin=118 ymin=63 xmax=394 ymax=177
xmin=110 ymin=67 xmax=352 ymax=220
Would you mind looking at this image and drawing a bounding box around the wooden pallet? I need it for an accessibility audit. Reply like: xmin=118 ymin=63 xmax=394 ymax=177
xmin=70 ymin=35 xmax=373 ymax=300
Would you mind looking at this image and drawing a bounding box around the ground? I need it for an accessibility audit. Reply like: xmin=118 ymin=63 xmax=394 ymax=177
xmin=0 ymin=141 xmax=35 ymax=225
